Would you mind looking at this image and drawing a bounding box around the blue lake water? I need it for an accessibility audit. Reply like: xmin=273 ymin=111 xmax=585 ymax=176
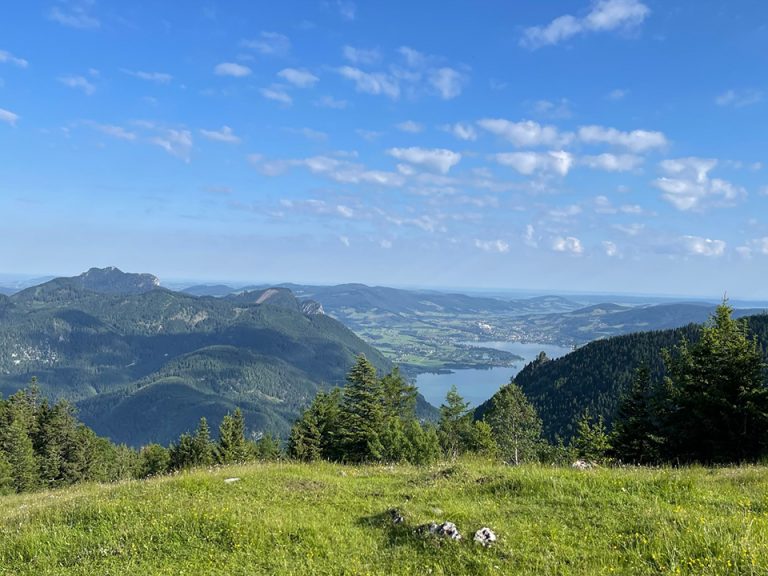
xmin=416 ymin=342 xmax=572 ymax=408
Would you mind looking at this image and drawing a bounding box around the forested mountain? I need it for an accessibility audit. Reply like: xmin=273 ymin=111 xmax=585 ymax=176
xmin=0 ymin=268 xmax=405 ymax=446
xmin=476 ymin=314 xmax=768 ymax=441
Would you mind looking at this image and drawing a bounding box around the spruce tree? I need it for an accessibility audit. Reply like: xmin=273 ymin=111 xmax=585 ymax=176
xmin=663 ymin=302 xmax=768 ymax=463
xmin=217 ymin=409 xmax=248 ymax=464
xmin=437 ymin=385 xmax=474 ymax=459
xmin=572 ymin=410 xmax=611 ymax=463
xmin=339 ymin=355 xmax=385 ymax=462
xmin=611 ymin=366 xmax=664 ymax=464
xmin=5 ymin=417 xmax=39 ymax=492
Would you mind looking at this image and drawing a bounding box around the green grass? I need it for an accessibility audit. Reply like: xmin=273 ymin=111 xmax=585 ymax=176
xmin=1 ymin=460 xmax=768 ymax=575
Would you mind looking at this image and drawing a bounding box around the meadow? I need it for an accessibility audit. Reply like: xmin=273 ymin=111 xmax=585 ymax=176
xmin=1 ymin=459 xmax=767 ymax=575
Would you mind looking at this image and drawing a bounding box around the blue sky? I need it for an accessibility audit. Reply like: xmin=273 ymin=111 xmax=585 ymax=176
xmin=1 ymin=0 xmax=767 ymax=297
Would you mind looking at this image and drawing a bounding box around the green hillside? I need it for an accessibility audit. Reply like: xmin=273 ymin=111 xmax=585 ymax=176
xmin=1 ymin=460 xmax=767 ymax=575
xmin=0 ymin=269 xmax=403 ymax=446
xmin=480 ymin=314 xmax=768 ymax=440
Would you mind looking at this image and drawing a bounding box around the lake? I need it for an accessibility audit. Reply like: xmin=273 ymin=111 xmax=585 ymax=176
xmin=416 ymin=341 xmax=572 ymax=407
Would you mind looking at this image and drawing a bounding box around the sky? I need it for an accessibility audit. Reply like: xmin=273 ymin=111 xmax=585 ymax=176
xmin=1 ymin=1 xmax=767 ymax=297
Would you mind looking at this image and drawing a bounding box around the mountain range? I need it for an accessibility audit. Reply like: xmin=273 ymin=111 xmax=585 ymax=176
xmin=0 ymin=268 xmax=409 ymax=446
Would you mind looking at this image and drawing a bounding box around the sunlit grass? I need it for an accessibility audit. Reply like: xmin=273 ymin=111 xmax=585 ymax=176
xmin=1 ymin=459 xmax=767 ymax=575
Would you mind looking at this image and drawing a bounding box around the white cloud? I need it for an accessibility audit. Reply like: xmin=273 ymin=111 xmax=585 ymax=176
xmin=613 ymin=223 xmax=645 ymax=236
xmin=495 ymin=150 xmax=574 ymax=176
xmin=442 ymin=122 xmax=477 ymax=141
xmin=92 ymin=123 xmax=136 ymax=140
xmin=387 ymin=147 xmax=461 ymax=174
xmin=582 ymin=153 xmax=644 ymax=172
xmin=214 ymin=62 xmax=252 ymax=77
xmin=0 ymin=107 xmax=19 ymax=126
xmin=241 ymin=32 xmax=291 ymax=56
xmin=251 ymin=154 xmax=405 ymax=187
xmin=606 ymin=88 xmax=628 ymax=100
xmin=48 ymin=3 xmax=100 ymax=29
xmin=122 ymin=69 xmax=172 ymax=84
xmin=399 ymin=46 xmax=429 ymax=68
xmin=396 ymin=120 xmax=423 ymax=133
xmin=531 ymin=98 xmax=572 ymax=119
xmin=336 ymin=1 xmax=356 ymax=21
xmin=0 ymin=50 xmax=28 ymax=68
xmin=551 ymin=236 xmax=584 ymax=255
xmin=278 ymin=68 xmax=318 ymax=88
xmin=478 ymin=118 xmax=572 ymax=147
xmin=337 ymin=66 xmax=400 ymax=99
xmin=260 ymin=86 xmax=293 ymax=105
xmin=200 ymin=126 xmax=240 ymax=144
xmin=760 ymin=186 xmax=768 ymax=197
xmin=523 ymin=224 xmax=538 ymax=247
xmin=380 ymin=239 xmax=393 ymax=249
xmin=58 ymin=75 xmax=95 ymax=95
xmin=602 ymin=241 xmax=619 ymax=257
xmin=286 ymin=127 xmax=328 ymax=141
xmin=521 ymin=0 xmax=650 ymax=49
xmin=429 ymin=67 xmax=465 ymax=99
xmin=578 ymin=125 xmax=666 ymax=152
xmin=339 ymin=235 xmax=350 ymax=247
xmin=681 ymin=235 xmax=726 ymax=257
xmin=315 ymin=95 xmax=348 ymax=109
xmin=474 ymin=239 xmax=510 ymax=253
xmin=715 ymin=89 xmax=763 ymax=108
xmin=654 ymin=157 xmax=745 ymax=211
xmin=152 ymin=129 xmax=193 ymax=162
xmin=342 ymin=46 xmax=380 ymax=65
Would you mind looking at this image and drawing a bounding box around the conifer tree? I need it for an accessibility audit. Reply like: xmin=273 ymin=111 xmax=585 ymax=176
xmin=572 ymin=410 xmax=611 ymax=463
xmin=663 ymin=302 xmax=768 ymax=462
xmin=437 ymin=385 xmax=474 ymax=459
xmin=5 ymin=417 xmax=39 ymax=492
xmin=611 ymin=366 xmax=664 ymax=464
xmin=339 ymin=355 xmax=385 ymax=462
xmin=217 ymin=408 xmax=248 ymax=464
xmin=193 ymin=417 xmax=214 ymax=466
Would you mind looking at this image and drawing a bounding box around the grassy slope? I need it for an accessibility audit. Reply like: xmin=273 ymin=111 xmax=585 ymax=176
xmin=1 ymin=461 xmax=767 ymax=575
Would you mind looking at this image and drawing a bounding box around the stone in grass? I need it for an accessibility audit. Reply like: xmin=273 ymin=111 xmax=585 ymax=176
xmin=416 ymin=521 xmax=462 ymax=541
xmin=389 ymin=508 xmax=405 ymax=525
xmin=224 ymin=477 xmax=241 ymax=484
xmin=571 ymin=459 xmax=594 ymax=470
xmin=473 ymin=527 xmax=497 ymax=547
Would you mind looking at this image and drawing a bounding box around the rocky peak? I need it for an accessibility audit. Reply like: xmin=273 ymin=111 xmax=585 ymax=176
xmin=75 ymin=267 xmax=161 ymax=295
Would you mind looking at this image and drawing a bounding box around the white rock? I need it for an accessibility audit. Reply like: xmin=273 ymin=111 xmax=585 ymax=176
xmin=571 ymin=459 xmax=593 ymax=470
xmin=224 ymin=477 xmax=240 ymax=484
xmin=473 ymin=527 xmax=497 ymax=547
xmin=437 ymin=522 xmax=462 ymax=540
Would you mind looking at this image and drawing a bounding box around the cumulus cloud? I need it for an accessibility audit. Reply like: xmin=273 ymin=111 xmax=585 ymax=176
xmin=241 ymin=32 xmax=291 ymax=56
xmin=523 ymin=224 xmax=538 ymax=247
xmin=260 ymin=86 xmax=293 ymax=105
xmin=387 ymin=147 xmax=462 ymax=174
xmin=551 ymin=236 xmax=584 ymax=255
xmin=0 ymin=50 xmax=28 ymax=68
xmin=58 ymin=75 xmax=95 ymax=95
xmin=152 ymin=129 xmax=193 ymax=162
xmin=495 ymin=151 xmax=574 ymax=176
xmin=48 ymin=2 xmax=100 ymax=29
xmin=91 ymin=123 xmax=136 ymax=140
xmin=602 ymin=240 xmax=619 ymax=257
xmin=337 ymin=66 xmax=400 ymax=99
xmin=521 ymin=0 xmax=650 ymax=49
xmin=336 ymin=1 xmax=356 ymax=21
xmin=478 ymin=118 xmax=572 ymax=147
xmin=278 ymin=68 xmax=319 ymax=88
xmin=315 ymin=95 xmax=348 ymax=109
xmin=214 ymin=62 xmax=252 ymax=77
xmin=122 ymin=69 xmax=172 ymax=84
xmin=681 ymin=235 xmax=726 ymax=257
xmin=653 ymin=157 xmax=745 ymax=211
xmin=474 ymin=239 xmax=510 ymax=253
xmin=606 ymin=88 xmax=629 ymax=100
xmin=715 ymin=89 xmax=763 ymax=108
xmin=442 ymin=122 xmax=477 ymax=141
xmin=429 ymin=67 xmax=465 ymax=99
xmin=342 ymin=46 xmax=380 ymax=65
xmin=250 ymin=154 xmax=405 ymax=187
xmin=578 ymin=125 xmax=666 ymax=152
xmin=0 ymin=107 xmax=19 ymax=126
xmin=582 ymin=153 xmax=644 ymax=171
xmin=396 ymin=120 xmax=423 ymax=133
xmin=200 ymin=125 xmax=241 ymax=143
